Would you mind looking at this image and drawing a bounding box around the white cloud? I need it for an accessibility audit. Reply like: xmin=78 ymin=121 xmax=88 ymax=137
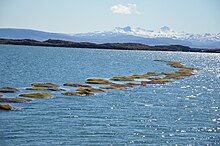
xmin=110 ymin=4 xmax=140 ymax=14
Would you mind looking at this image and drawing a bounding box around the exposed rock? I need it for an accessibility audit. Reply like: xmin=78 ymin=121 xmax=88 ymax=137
xmin=100 ymin=85 xmax=127 ymax=90
xmin=31 ymin=83 xmax=59 ymax=88
xmin=0 ymin=97 xmax=32 ymax=103
xmin=19 ymin=92 xmax=53 ymax=98
xmin=167 ymin=62 xmax=185 ymax=68
xmin=129 ymin=74 xmax=149 ymax=79
xmin=62 ymin=91 xmax=94 ymax=96
xmin=161 ymin=72 xmax=174 ymax=75
xmin=154 ymin=60 xmax=186 ymax=68
xmin=85 ymin=78 xmax=113 ymax=84
xmin=0 ymin=87 xmax=20 ymax=93
xmin=76 ymin=87 xmax=105 ymax=92
xmin=110 ymin=76 xmax=135 ymax=81
xmin=63 ymin=82 xmax=91 ymax=87
xmin=144 ymin=72 xmax=162 ymax=76
xmin=26 ymin=87 xmax=61 ymax=91
xmin=142 ymin=78 xmax=172 ymax=84
xmin=30 ymin=83 xmax=61 ymax=91
xmin=125 ymin=82 xmax=143 ymax=86
xmin=0 ymin=104 xmax=13 ymax=110
xmin=163 ymin=68 xmax=196 ymax=79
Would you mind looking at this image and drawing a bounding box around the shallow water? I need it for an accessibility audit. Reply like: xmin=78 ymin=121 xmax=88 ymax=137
xmin=0 ymin=45 xmax=219 ymax=145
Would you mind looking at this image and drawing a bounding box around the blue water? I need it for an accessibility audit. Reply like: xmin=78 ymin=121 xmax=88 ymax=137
xmin=0 ymin=44 xmax=219 ymax=145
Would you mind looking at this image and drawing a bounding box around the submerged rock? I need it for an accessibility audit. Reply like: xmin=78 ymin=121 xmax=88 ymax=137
xmin=0 ymin=97 xmax=32 ymax=103
xmin=154 ymin=60 xmax=169 ymax=62
xmin=63 ymin=83 xmax=91 ymax=87
xmin=0 ymin=87 xmax=20 ymax=93
xmin=0 ymin=94 xmax=3 ymax=97
xmin=0 ymin=104 xmax=13 ymax=110
xmin=85 ymin=79 xmax=113 ymax=84
xmin=19 ymin=92 xmax=53 ymax=98
xmin=62 ymin=91 xmax=94 ymax=96
xmin=76 ymin=87 xmax=105 ymax=92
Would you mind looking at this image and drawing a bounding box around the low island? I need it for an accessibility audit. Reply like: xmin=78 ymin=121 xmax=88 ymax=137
xmin=0 ymin=38 xmax=219 ymax=53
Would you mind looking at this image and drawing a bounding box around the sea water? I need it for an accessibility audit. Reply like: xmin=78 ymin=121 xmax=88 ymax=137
xmin=0 ymin=45 xmax=219 ymax=145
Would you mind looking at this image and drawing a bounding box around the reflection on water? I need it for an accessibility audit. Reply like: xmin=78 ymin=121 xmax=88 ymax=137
xmin=0 ymin=45 xmax=219 ymax=145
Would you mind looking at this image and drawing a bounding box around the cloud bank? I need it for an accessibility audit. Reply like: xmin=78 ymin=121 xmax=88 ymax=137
xmin=110 ymin=4 xmax=140 ymax=14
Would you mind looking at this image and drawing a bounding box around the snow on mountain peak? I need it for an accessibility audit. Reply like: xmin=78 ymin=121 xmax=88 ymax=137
xmin=114 ymin=26 xmax=132 ymax=32
xmin=72 ymin=26 xmax=220 ymax=47
xmin=160 ymin=26 xmax=172 ymax=32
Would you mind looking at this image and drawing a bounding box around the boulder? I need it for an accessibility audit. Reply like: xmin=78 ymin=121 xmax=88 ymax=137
xmin=0 ymin=97 xmax=32 ymax=103
xmin=0 ymin=104 xmax=13 ymax=110
xmin=19 ymin=92 xmax=53 ymax=98
xmin=0 ymin=87 xmax=20 ymax=93
xmin=63 ymin=83 xmax=91 ymax=87
xmin=85 ymin=79 xmax=113 ymax=84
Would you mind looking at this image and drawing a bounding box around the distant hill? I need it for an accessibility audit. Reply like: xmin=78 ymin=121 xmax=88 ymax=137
xmin=0 ymin=27 xmax=220 ymax=48
xmin=0 ymin=38 xmax=219 ymax=53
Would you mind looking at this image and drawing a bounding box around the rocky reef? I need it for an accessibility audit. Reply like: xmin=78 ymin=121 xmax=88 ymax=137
xmin=85 ymin=78 xmax=113 ymax=84
xmin=19 ymin=92 xmax=53 ymax=98
xmin=76 ymin=87 xmax=106 ymax=92
xmin=100 ymin=85 xmax=128 ymax=90
xmin=62 ymin=91 xmax=94 ymax=96
xmin=0 ymin=97 xmax=32 ymax=103
xmin=29 ymin=83 xmax=62 ymax=91
xmin=0 ymin=87 xmax=20 ymax=93
xmin=63 ymin=83 xmax=91 ymax=87
xmin=0 ymin=60 xmax=198 ymax=111
xmin=0 ymin=104 xmax=13 ymax=110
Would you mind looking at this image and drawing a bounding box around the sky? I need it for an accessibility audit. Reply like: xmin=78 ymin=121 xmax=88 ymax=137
xmin=0 ymin=0 xmax=220 ymax=34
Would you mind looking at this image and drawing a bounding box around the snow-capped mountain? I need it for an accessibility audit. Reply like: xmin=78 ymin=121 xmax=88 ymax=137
xmin=0 ymin=26 xmax=219 ymax=48
xmin=70 ymin=26 xmax=220 ymax=48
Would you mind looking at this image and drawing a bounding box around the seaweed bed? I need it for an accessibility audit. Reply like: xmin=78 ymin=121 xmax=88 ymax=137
xmin=0 ymin=60 xmax=198 ymax=111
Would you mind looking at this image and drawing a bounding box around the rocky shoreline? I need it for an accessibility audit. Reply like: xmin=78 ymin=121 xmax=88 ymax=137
xmin=0 ymin=38 xmax=220 ymax=53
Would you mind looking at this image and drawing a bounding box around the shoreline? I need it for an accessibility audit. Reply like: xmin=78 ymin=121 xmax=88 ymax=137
xmin=0 ymin=38 xmax=219 ymax=53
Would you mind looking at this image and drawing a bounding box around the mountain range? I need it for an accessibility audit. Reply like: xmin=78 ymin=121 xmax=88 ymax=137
xmin=0 ymin=26 xmax=220 ymax=48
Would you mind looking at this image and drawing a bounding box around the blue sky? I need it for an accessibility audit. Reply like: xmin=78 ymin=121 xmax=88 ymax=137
xmin=0 ymin=0 xmax=219 ymax=34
